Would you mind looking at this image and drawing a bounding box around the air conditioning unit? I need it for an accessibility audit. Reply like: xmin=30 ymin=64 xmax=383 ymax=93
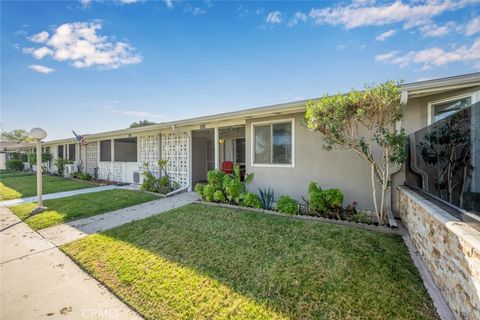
xmin=65 ymin=164 xmax=76 ymax=176
xmin=133 ymin=170 xmax=144 ymax=184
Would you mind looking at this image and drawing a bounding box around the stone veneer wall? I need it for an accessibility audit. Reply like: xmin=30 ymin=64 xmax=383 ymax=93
xmin=398 ymin=186 xmax=480 ymax=320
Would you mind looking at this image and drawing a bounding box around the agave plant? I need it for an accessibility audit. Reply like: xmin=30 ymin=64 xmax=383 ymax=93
xmin=259 ymin=187 xmax=274 ymax=210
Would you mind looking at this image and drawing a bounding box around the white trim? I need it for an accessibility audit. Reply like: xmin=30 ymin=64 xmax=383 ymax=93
xmin=427 ymin=92 xmax=478 ymax=125
xmin=214 ymin=127 xmax=219 ymax=170
xmin=250 ymin=118 xmax=295 ymax=168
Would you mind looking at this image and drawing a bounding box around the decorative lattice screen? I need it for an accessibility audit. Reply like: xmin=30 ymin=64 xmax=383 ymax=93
xmin=98 ymin=162 xmax=123 ymax=182
xmin=138 ymin=134 xmax=161 ymax=175
xmin=161 ymin=131 xmax=189 ymax=187
xmin=83 ymin=141 xmax=98 ymax=175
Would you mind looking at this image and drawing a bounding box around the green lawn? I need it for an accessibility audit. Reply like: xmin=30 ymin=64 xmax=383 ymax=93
xmin=10 ymin=189 xmax=159 ymax=230
xmin=0 ymin=175 xmax=94 ymax=200
xmin=62 ymin=204 xmax=437 ymax=320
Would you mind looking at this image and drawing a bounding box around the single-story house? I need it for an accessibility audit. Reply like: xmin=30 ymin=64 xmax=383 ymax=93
xmin=6 ymin=72 xmax=480 ymax=215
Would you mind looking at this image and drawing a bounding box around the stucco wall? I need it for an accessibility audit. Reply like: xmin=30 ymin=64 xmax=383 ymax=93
xmin=398 ymin=186 xmax=480 ymax=320
xmin=245 ymin=86 xmax=480 ymax=212
xmin=245 ymin=113 xmax=380 ymax=210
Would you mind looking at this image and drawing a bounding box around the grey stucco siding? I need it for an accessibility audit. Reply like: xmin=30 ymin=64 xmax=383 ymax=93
xmin=245 ymin=113 xmax=380 ymax=211
xmin=246 ymin=86 xmax=480 ymax=213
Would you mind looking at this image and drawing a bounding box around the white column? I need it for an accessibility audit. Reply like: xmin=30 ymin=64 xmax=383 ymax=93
xmin=214 ymin=127 xmax=219 ymax=170
xmin=188 ymin=130 xmax=193 ymax=191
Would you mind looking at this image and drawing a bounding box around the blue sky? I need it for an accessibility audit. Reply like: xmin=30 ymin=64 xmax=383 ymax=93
xmin=1 ymin=0 xmax=479 ymax=140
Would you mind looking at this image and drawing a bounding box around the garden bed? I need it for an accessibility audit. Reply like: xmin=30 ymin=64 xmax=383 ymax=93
xmin=199 ymin=200 xmax=400 ymax=234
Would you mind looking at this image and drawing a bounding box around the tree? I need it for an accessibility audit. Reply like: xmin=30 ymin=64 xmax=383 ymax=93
xmin=305 ymin=81 xmax=407 ymax=224
xmin=0 ymin=129 xmax=35 ymax=143
xmin=129 ymin=120 xmax=156 ymax=128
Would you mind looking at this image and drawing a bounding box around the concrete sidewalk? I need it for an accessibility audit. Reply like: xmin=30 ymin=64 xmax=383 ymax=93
xmin=0 ymin=205 xmax=142 ymax=320
xmin=39 ymin=192 xmax=200 ymax=246
xmin=1 ymin=185 xmax=119 ymax=207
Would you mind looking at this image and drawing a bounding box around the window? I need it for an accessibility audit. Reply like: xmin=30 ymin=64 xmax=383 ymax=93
xmin=252 ymin=120 xmax=293 ymax=166
xmin=57 ymin=145 xmax=64 ymax=159
xmin=100 ymin=140 xmax=112 ymax=161
xmin=432 ymin=96 xmax=472 ymax=123
xmin=235 ymin=138 xmax=245 ymax=164
xmin=68 ymin=144 xmax=76 ymax=161
xmin=114 ymin=137 xmax=137 ymax=162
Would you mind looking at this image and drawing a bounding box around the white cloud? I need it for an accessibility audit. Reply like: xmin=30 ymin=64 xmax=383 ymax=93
xmin=238 ymin=6 xmax=264 ymax=18
xmin=375 ymin=29 xmax=396 ymax=41
xmin=287 ymin=11 xmax=308 ymax=28
xmin=375 ymin=51 xmax=399 ymax=61
xmin=376 ymin=38 xmax=480 ymax=69
xmin=308 ymin=0 xmax=478 ymax=29
xmin=29 ymin=64 xmax=55 ymax=74
xmin=103 ymin=106 xmax=163 ymax=118
xmin=466 ymin=17 xmax=480 ymax=36
xmin=31 ymin=47 xmax=54 ymax=59
xmin=28 ymin=31 xmax=49 ymax=43
xmin=419 ymin=22 xmax=455 ymax=37
xmin=117 ymin=0 xmax=139 ymax=3
xmin=165 ymin=0 xmax=173 ymax=8
xmin=266 ymin=11 xmax=282 ymax=24
xmin=23 ymin=21 xmax=142 ymax=70
xmin=80 ymin=0 xmax=91 ymax=7
xmin=192 ymin=7 xmax=206 ymax=15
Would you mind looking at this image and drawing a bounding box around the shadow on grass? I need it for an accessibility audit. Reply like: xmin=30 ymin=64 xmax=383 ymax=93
xmin=63 ymin=203 xmax=438 ymax=320
xmin=0 ymin=175 xmax=93 ymax=201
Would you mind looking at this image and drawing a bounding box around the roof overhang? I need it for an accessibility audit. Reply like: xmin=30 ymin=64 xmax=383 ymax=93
xmin=400 ymin=72 xmax=480 ymax=98
xmin=33 ymin=72 xmax=480 ymax=146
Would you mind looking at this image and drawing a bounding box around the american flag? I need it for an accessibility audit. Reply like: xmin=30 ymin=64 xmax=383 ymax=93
xmin=72 ymin=130 xmax=88 ymax=145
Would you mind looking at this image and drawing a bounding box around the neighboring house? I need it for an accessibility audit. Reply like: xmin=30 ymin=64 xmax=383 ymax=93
xmin=7 ymin=72 xmax=480 ymax=214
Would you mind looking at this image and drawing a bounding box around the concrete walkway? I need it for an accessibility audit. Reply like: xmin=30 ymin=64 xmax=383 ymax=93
xmin=1 ymin=185 xmax=119 ymax=207
xmin=39 ymin=192 xmax=200 ymax=246
xmin=0 ymin=205 xmax=142 ymax=320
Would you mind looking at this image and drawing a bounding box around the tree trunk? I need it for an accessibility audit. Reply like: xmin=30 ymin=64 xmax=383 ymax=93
xmin=371 ymin=164 xmax=380 ymax=223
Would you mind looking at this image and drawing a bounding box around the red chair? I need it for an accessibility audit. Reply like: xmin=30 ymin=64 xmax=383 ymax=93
xmin=221 ymin=161 xmax=234 ymax=174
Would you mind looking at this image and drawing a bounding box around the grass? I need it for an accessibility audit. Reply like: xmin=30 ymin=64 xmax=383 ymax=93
xmin=0 ymin=174 xmax=94 ymax=200
xmin=62 ymin=204 xmax=438 ymax=320
xmin=0 ymin=171 xmax=34 ymax=178
xmin=9 ymin=189 xmax=159 ymax=230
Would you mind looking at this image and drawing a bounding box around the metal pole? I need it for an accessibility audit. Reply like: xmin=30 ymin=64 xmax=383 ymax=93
xmin=36 ymin=139 xmax=43 ymax=209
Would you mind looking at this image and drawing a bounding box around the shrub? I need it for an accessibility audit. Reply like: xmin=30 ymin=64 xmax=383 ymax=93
xmin=9 ymin=152 xmax=27 ymax=162
xmin=194 ymin=183 xmax=205 ymax=200
xmin=55 ymin=158 xmax=73 ymax=176
xmin=308 ymin=182 xmax=344 ymax=218
xmin=27 ymin=153 xmax=52 ymax=166
xmin=259 ymin=187 xmax=275 ymax=210
xmin=223 ymin=175 xmax=243 ymax=204
xmin=203 ymin=184 xmax=216 ymax=202
xmin=277 ymin=195 xmax=299 ymax=214
xmin=213 ymin=190 xmax=226 ymax=203
xmin=308 ymin=182 xmax=326 ymax=216
xmin=207 ymin=170 xmax=225 ymax=188
xmin=242 ymin=192 xmax=262 ymax=208
xmin=78 ymin=172 xmax=93 ymax=181
xmin=141 ymin=160 xmax=179 ymax=194
xmin=6 ymin=159 xmax=24 ymax=171
xmin=276 ymin=195 xmax=298 ymax=214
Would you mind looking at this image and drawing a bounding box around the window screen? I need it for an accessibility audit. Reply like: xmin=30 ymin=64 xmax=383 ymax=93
xmin=68 ymin=144 xmax=76 ymax=161
xmin=100 ymin=140 xmax=112 ymax=161
xmin=114 ymin=137 xmax=137 ymax=162
xmin=235 ymin=138 xmax=245 ymax=164
xmin=58 ymin=145 xmax=64 ymax=159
